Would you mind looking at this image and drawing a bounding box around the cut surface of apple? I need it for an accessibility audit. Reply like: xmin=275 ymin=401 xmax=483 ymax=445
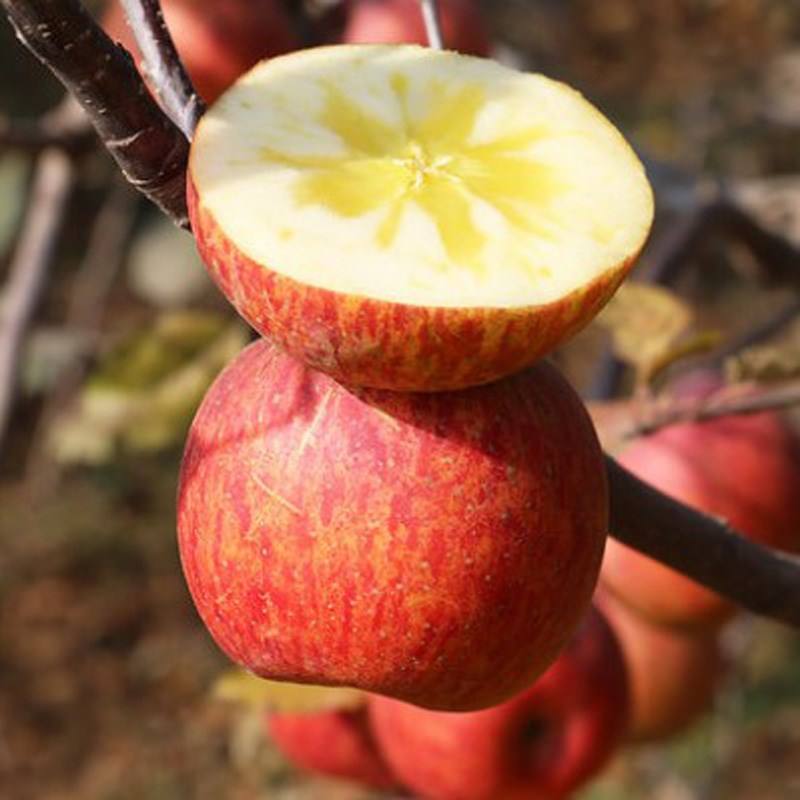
xmin=189 ymin=44 xmax=653 ymax=389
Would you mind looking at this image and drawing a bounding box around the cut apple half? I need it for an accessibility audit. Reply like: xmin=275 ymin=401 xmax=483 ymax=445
xmin=188 ymin=44 xmax=654 ymax=390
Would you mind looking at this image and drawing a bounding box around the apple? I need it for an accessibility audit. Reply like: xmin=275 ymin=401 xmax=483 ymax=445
xmin=596 ymin=590 xmax=721 ymax=742
xmin=343 ymin=0 xmax=491 ymax=57
xmin=368 ymin=605 xmax=629 ymax=800
xmin=267 ymin=704 xmax=396 ymax=788
xmin=103 ymin=0 xmax=299 ymax=103
xmin=177 ymin=338 xmax=607 ymax=712
xmin=602 ymin=371 xmax=800 ymax=629
xmin=188 ymin=44 xmax=653 ymax=391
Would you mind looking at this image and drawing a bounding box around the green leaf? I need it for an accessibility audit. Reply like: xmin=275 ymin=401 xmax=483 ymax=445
xmin=0 ymin=155 xmax=29 ymax=254
xmin=213 ymin=669 xmax=365 ymax=713
xmin=49 ymin=312 xmax=248 ymax=464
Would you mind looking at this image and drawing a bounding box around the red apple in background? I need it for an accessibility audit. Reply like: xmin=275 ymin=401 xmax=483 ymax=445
xmin=596 ymin=590 xmax=722 ymax=742
xmin=602 ymin=371 xmax=800 ymax=630
xmin=178 ymin=339 xmax=607 ymax=712
xmin=267 ymin=704 xmax=396 ymax=788
xmin=343 ymin=0 xmax=491 ymax=56
xmin=369 ymin=606 xmax=629 ymax=800
xmin=103 ymin=0 xmax=299 ymax=103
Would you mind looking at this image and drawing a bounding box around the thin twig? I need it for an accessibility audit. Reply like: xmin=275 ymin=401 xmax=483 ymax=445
xmin=419 ymin=0 xmax=444 ymax=49
xmin=708 ymin=295 xmax=800 ymax=366
xmin=0 ymin=102 xmax=95 ymax=156
xmin=1 ymin=0 xmax=190 ymax=227
xmin=0 ymin=149 xmax=75 ymax=453
xmin=24 ymin=178 xmax=141 ymax=491
xmin=608 ymin=457 xmax=800 ymax=628
xmin=119 ymin=0 xmax=205 ymax=138
xmin=624 ymin=379 xmax=800 ymax=438
xmin=587 ymin=193 xmax=800 ymax=401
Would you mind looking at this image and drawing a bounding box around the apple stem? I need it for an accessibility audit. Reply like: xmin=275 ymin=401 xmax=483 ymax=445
xmin=419 ymin=0 xmax=445 ymax=50
xmin=119 ymin=0 xmax=205 ymax=139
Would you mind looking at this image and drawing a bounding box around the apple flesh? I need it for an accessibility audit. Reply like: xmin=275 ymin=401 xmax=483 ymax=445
xmin=267 ymin=704 xmax=396 ymax=788
xmin=596 ymin=591 xmax=722 ymax=742
xmin=369 ymin=605 xmax=629 ymax=800
xmin=343 ymin=0 xmax=491 ymax=57
xmin=103 ymin=0 xmax=299 ymax=103
xmin=177 ymin=339 xmax=607 ymax=712
xmin=602 ymin=371 xmax=800 ymax=629
xmin=188 ymin=44 xmax=653 ymax=391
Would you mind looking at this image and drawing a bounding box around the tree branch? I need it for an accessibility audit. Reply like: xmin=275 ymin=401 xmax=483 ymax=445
xmin=0 ymin=99 xmax=95 ymax=156
xmin=623 ymin=379 xmax=800 ymax=438
xmin=0 ymin=149 xmax=75 ymax=452
xmin=119 ymin=0 xmax=204 ymax=138
xmin=1 ymin=0 xmax=190 ymax=228
xmin=709 ymin=295 xmax=800 ymax=367
xmin=587 ymin=192 xmax=800 ymax=400
xmin=607 ymin=457 xmax=800 ymax=628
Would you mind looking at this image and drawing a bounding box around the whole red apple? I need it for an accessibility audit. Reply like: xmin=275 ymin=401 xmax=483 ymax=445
xmin=369 ymin=605 xmax=629 ymax=800
xmin=343 ymin=0 xmax=491 ymax=56
xmin=103 ymin=0 xmax=299 ymax=103
xmin=267 ymin=704 xmax=396 ymax=788
xmin=596 ymin=590 xmax=722 ymax=742
xmin=177 ymin=339 xmax=607 ymax=712
xmin=602 ymin=371 xmax=800 ymax=629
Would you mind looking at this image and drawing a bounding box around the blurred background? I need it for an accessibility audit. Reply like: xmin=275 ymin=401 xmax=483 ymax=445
xmin=2 ymin=0 xmax=800 ymax=798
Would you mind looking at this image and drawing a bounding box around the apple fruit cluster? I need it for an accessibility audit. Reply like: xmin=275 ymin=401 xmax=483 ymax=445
xmin=595 ymin=369 xmax=800 ymax=742
xmin=266 ymin=605 xmax=631 ymax=798
xmin=175 ymin=30 xmax=653 ymax=800
xmin=179 ymin=42 xmax=652 ymax=713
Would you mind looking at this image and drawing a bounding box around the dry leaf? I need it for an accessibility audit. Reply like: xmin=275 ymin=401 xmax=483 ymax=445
xmin=597 ymin=284 xmax=695 ymax=381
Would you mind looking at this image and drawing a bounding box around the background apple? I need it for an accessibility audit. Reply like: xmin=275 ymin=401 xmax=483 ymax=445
xmin=602 ymin=371 xmax=800 ymax=629
xmin=342 ymin=0 xmax=491 ymax=56
xmin=267 ymin=703 xmax=396 ymax=788
xmin=596 ymin=590 xmax=722 ymax=742
xmin=369 ymin=605 xmax=629 ymax=800
xmin=177 ymin=338 xmax=607 ymax=712
xmin=103 ymin=0 xmax=299 ymax=103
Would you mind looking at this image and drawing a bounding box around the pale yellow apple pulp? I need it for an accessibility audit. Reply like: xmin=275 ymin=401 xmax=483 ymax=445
xmin=189 ymin=45 xmax=654 ymax=389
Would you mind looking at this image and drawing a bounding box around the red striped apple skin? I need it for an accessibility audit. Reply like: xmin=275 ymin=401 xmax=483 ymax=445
xmin=267 ymin=705 xmax=397 ymax=788
xmin=187 ymin=177 xmax=638 ymax=392
xmin=177 ymin=340 xmax=607 ymax=711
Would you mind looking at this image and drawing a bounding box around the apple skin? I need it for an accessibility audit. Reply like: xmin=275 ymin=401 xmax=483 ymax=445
xmin=602 ymin=372 xmax=800 ymax=630
xmin=596 ymin=591 xmax=721 ymax=742
xmin=343 ymin=0 xmax=491 ymax=57
xmin=177 ymin=339 xmax=607 ymax=712
xmin=368 ymin=605 xmax=629 ymax=800
xmin=267 ymin=704 xmax=397 ymax=788
xmin=103 ymin=0 xmax=299 ymax=104
xmin=187 ymin=177 xmax=637 ymax=391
